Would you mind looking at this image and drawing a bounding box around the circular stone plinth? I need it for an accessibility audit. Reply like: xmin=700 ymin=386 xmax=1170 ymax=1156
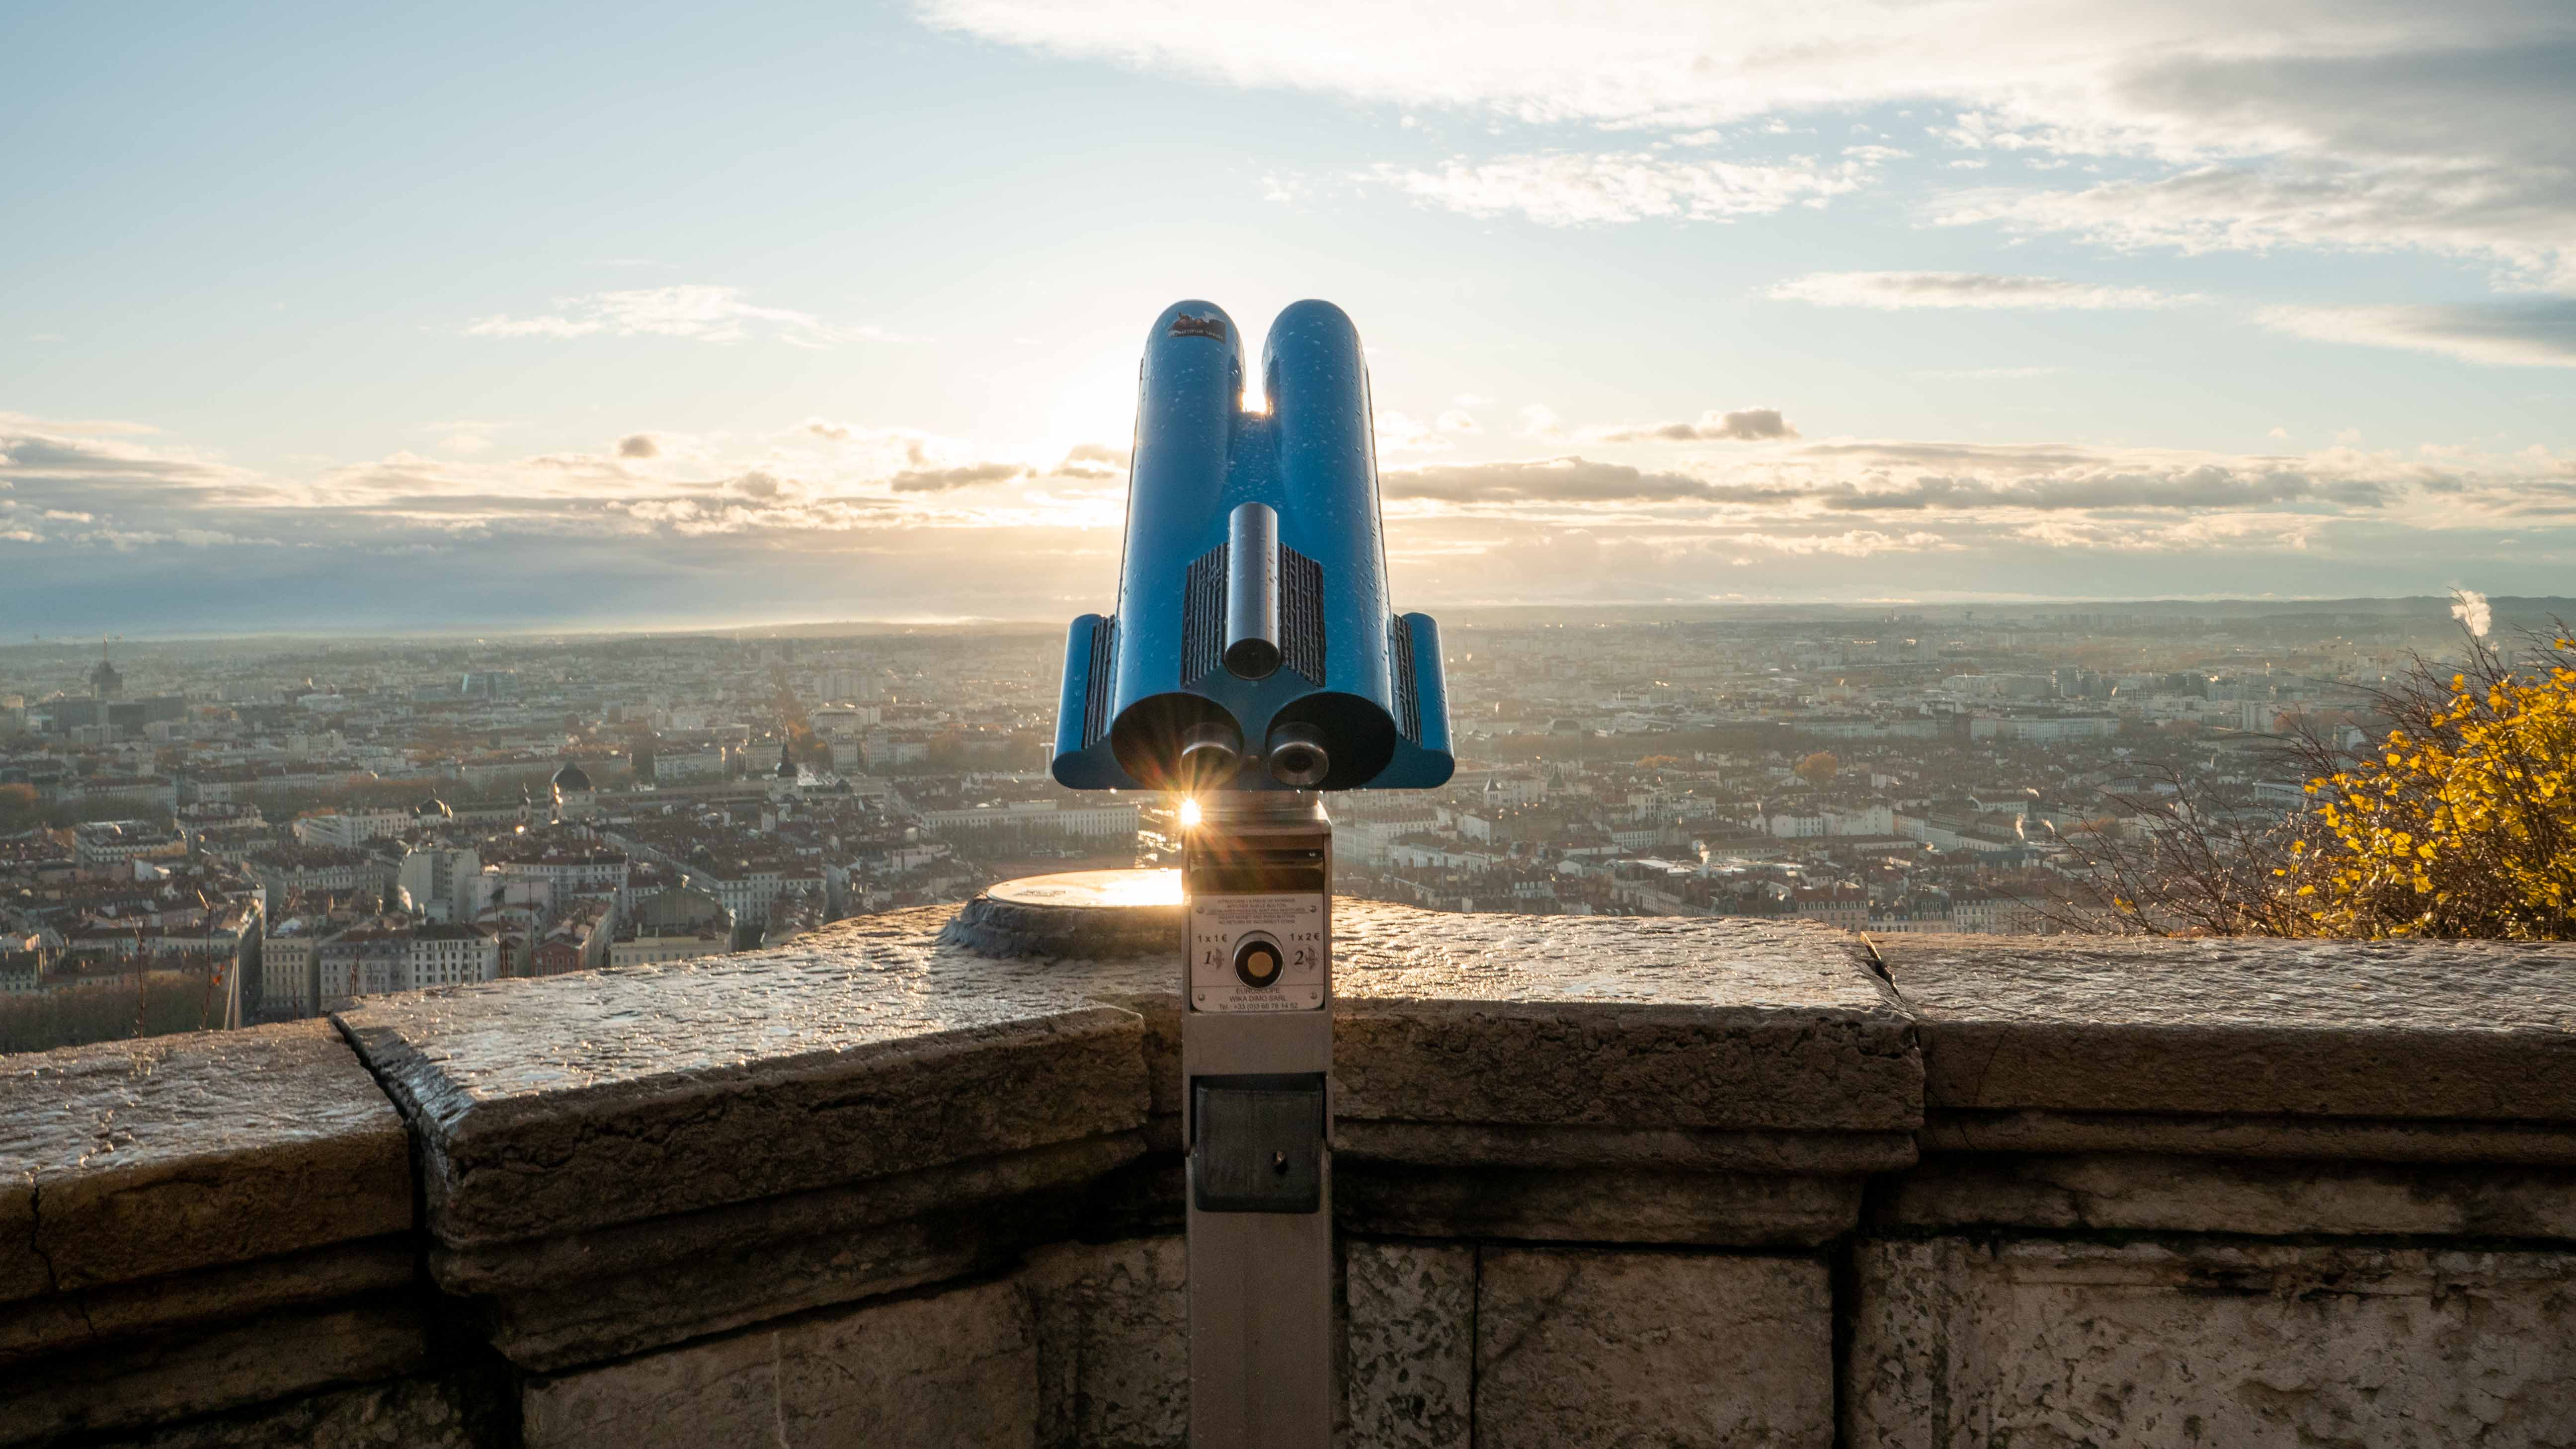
xmin=941 ymin=869 xmax=1184 ymax=960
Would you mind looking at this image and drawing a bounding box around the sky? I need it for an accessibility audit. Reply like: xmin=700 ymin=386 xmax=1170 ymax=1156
xmin=3 ymin=0 xmax=2573 ymax=634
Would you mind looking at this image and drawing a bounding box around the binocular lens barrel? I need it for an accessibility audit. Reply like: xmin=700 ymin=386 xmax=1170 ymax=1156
xmin=1265 ymin=722 xmax=1331 ymax=788
xmin=1223 ymin=502 xmax=1282 ymax=681
xmin=1176 ymin=719 xmax=1245 ymax=788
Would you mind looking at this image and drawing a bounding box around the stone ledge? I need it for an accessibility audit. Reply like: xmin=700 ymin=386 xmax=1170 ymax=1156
xmin=1923 ymin=1106 xmax=2576 ymax=1164
xmin=339 ymin=957 xmax=1152 ymax=1250
xmin=448 ymin=1133 xmax=1145 ymax=1372
xmin=0 ymin=1298 xmax=431 ymax=1449
xmin=9 ymin=900 xmax=2576 ymax=1446
xmin=0 ymin=1236 xmax=413 ymax=1368
xmin=1872 ymin=1150 xmax=2576 ymax=1239
xmin=81 ymin=1374 xmax=497 ymax=1449
xmin=1336 ymin=1120 xmax=1918 ymax=1176
xmin=337 ymin=901 xmax=1913 ymax=1277
xmin=1877 ymin=935 xmax=2576 ymax=1121
xmin=0 ymin=1020 xmax=411 ymax=1303
xmin=1342 ymin=1162 xmax=1863 ymax=1247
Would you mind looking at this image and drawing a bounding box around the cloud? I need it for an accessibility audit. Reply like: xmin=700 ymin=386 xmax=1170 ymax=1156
xmin=1514 ymin=404 xmax=1566 ymax=440
xmin=2254 ymin=301 xmax=2576 ymax=368
xmin=1740 ymin=529 xmax=1959 ymax=557
xmin=465 ymin=286 xmax=891 ymax=348
xmin=1946 ymin=158 xmax=2576 ymax=291
xmin=1797 ymin=441 xmax=2105 ymax=472
xmin=1435 ymin=409 xmax=1480 ymax=434
xmin=617 ymin=434 xmax=661 ymax=459
xmin=9 ymin=402 xmax=2575 ymax=629
xmin=1385 ymin=458 xmax=1786 ymax=504
xmin=1362 ymin=151 xmax=1880 ymax=226
xmin=1812 ymin=466 xmax=2387 ymax=513
xmin=1770 ymin=271 xmax=2190 ymax=310
xmin=925 ymin=2 xmax=2576 ymax=284
xmin=887 ymin=462 xmax=1033 ymax=493
xmin=1374 ymin=411 xmax=1452 ymax=453
xmin=1595 ymin=407 xmax=1796 ymax=443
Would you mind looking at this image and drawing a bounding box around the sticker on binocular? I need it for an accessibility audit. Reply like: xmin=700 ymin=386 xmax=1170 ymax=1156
xmin=1189 ymin=892 xmax=1326 ymax=1012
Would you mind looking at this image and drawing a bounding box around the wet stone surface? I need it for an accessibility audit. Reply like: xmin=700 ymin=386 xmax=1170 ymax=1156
xmin=339 ymin=932 xmax=1152 ymax=1247
xmin=339 ymin=900 xmax=1911 ymax=1253
xmin=1878 ymin=935 xmax=2576 ymax=1120
xmin=0 ymin=1019 xmax=410 ymax=1301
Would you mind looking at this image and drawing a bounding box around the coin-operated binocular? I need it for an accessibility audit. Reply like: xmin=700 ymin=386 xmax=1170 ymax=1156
xmin=1050 ymin=301 xmax=1452 ymax=1449
xmin=1050 ymin=298 xmax=1453 ymax=795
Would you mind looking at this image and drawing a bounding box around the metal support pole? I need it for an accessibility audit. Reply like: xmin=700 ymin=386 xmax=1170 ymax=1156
xmin=1180 ymin=793 xmax=1334 ymax=1449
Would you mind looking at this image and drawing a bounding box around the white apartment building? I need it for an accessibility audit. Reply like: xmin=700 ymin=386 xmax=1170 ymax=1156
xmin=294 ymin=806 xmax=416 ymax=848
xmin=261 ymin=924 xmax=320 ymax=1016
xmin=488 ymin=845 xmax=630 ymax=905
xmin=1967 ymin=715 xmax=2119 ymax=742
xmin=1765 ymin=804 xmax=1897 ymax=839
xmin=71 ymin=820 xmax=188 ymax=870
xmin=315 ymin=921 xmax=500 ymax=1008
xmin=917 ymin=801 xmax=1139 ymax=839
xmin=395 ymin=845 xmax=484 ymax=923
xmin=653 ymin=748 xmax=728 ymax=784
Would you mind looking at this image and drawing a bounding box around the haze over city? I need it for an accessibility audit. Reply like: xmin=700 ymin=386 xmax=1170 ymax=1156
xmin=5 ymin=1 xmax=2573 ymax=634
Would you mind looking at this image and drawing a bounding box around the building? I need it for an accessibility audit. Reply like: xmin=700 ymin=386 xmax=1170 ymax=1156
xmin=762 ymin=886 xmax=828 ymax=948
xmin=1967 ymin=714 xmax=2119 ymax=742
xmin=486 ymin=836 xmax=628 ymax=906
xmin=608 ymin=885 xmax=734 ymax=967
xmin=550 ymin=762 xmax=598 ymax=822
xmin=292 ymin=806 xmax=418 ymax=848
xmin=652 ymin=748 xmax=728 ymax=784
xmin=244 ymin=844 xmax=393 ymax=914
xmin=259 ymin=898 xmax=383 ymax=1017
xmin=315 ymin=919 xmax=500 ymax=1008
xmin=395 ymin=843 xmax=484 ymax=924
xmin=917 ymin=800 xmax=1140 ymax=840
xmin=71 ymin=820 xmax=189 ymax=871
xmin=534 ymin=897 xmax=616 ymax=976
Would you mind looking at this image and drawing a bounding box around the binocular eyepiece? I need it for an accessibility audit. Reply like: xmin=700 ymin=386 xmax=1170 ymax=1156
xmin=1051 ymin=300 xmax=1452 ymax=796
xmin=1161 ymin=716 xmax=1332 ymax=792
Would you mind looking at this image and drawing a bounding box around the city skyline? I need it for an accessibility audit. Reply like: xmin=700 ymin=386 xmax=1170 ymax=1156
xmin=5 ymin=1 xmax=2574 ymax=632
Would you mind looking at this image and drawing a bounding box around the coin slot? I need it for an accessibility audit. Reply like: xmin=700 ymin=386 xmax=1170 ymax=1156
xmin=1232 ymin=933 xmax=1284 ymax=988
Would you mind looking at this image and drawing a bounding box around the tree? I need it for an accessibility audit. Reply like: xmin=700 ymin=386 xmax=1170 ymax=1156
xmin=1795 ymin=752 xmax=1840 ymax=788
xmin=0 ymin=784 xmax=39 ymax=833
xmin=2042 ymin=606 xmax=2576 ymax=941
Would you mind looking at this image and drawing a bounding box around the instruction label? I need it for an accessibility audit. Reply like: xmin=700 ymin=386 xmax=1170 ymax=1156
xmin=1188 ymin=891 xmax=1327 ymax=1013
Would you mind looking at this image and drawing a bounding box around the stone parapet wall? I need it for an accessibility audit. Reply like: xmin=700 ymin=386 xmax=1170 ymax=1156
xmin=4 ymin=903 xmax=2573 ymax=1447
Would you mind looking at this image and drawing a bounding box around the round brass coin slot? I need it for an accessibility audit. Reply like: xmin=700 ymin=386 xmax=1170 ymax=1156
xmin=1233 ymin=935 xmax=1285 ymax=988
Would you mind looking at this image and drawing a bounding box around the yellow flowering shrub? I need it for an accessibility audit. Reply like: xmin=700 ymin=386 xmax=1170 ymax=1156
xmin=2289 ymin=643 xmax=2576 ymax=940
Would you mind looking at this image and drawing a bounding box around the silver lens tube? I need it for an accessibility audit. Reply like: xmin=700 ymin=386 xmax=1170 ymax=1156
xmin=1265 ymin=721 xmax=1331 ymax=788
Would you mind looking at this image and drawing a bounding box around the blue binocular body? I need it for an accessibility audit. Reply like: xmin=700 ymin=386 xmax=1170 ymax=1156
xmin=1051 ymin=300 xmax=1454 ymax=794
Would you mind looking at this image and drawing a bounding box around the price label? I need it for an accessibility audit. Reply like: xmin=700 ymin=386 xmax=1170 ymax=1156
xmin=1188 ymin=891 xmax=1327 ymax=1012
